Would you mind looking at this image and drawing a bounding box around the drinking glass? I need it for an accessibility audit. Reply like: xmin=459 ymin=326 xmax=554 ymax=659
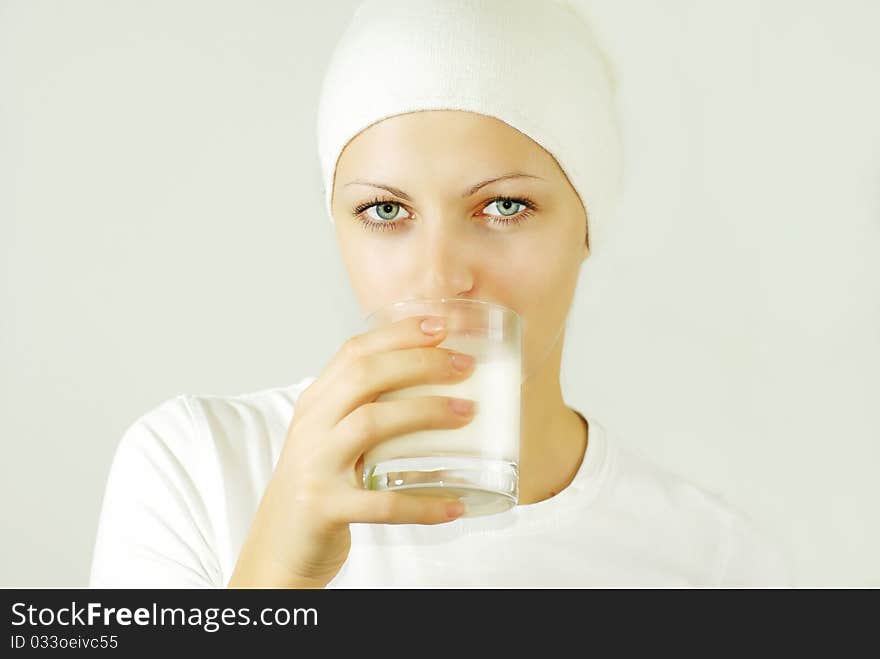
xmin=362 ymin=297 xmax=522 ymax=517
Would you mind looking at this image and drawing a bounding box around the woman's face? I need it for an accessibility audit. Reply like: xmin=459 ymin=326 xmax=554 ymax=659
xmin=331 ymin=110 xmax=588 ymax=381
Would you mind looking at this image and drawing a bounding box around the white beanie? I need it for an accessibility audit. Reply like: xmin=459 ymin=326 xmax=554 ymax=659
xmin=316 ymin=0 xmax=623 ymax=251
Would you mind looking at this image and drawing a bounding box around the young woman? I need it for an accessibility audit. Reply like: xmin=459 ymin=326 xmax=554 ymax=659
xmin=89 ymin=0 xmax=790 ymax=588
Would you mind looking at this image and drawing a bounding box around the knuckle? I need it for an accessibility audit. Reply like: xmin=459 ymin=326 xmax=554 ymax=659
xmin=341 ymin=336 xmax=362 ymax=362
xmin=350 ymin=405 xmax=378 ymax=440
xmin=295 ymin=384 xmax=315 ymax=409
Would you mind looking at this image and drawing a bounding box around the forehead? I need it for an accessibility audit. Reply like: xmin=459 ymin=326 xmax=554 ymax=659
xmin=336 ymin=110 xmax=554 ymax=174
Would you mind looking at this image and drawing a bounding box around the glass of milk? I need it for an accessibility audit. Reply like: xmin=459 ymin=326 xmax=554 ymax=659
xmin=362 ymin=297 xmax=522 ymax=517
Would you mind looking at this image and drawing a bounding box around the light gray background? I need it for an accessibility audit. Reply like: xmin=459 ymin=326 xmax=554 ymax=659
xmin=2 ymin=0 xmax=878 ymax=587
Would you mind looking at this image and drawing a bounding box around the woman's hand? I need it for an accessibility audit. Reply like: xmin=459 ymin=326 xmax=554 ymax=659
xmin=228 ymin=314 xmax=477 ymax=588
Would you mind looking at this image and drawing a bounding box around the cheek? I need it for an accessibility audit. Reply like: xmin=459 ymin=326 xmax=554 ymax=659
xmin=499 ymin=237 xmax=580 ymax=353
xmin=350 ymin=253 xmax=401 ymax=306
xmin=337 ymin=235 xmax=396 ymax=312
xmin=493 ymin=235 xmax=575 ymax=303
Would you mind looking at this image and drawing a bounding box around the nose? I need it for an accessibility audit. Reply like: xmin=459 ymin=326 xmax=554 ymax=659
xmin=407 ymin=220 xmax=475 ymax=301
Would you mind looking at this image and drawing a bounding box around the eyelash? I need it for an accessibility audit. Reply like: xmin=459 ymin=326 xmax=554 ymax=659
xmin=351 ymin=195 xmax=538 ymax=233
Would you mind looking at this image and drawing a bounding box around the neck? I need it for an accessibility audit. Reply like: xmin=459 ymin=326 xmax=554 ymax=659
xmin=516 ymin=325 xmax=588 ymax=506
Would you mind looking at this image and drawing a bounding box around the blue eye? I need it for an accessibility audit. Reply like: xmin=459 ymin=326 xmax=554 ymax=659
xmin=485 ymin=198 xmax=525 ymax=217
xmin=352 ymin=196 xmax=537 ymax=233
xmin=366 ymin=201 xmax=408 ymax=222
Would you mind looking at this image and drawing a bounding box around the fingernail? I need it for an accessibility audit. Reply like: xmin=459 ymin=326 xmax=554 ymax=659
xmin=450 ymin=352 xmax=474 ymax=371
xmin=446 ymin=502 xmax=465 ymax=519
xmin=421 ymin=317 xmax=446 ymax=335
xmin=449 ymin=397 xmax=475 ymax=415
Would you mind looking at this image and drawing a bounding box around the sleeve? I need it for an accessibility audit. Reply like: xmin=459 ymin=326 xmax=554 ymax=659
xmin=716 ymin=510 xmax=795 ymax=588
xmin=88 ymin=396 xmax=222 ymax=588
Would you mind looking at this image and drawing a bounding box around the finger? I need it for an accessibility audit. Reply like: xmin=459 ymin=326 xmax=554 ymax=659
xmin=339 ymin=488 xmax=467 ymax=525
xmin=333 ymin=340 xmax=476 ymax=422
xmin=333 ymin=395 xmax=477 ymax=467
xmin=299 ymin=314 xmax=449 ymax=417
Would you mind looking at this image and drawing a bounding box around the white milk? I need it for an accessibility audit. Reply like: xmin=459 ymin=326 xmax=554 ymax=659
xmin=364 ymin=334 xmax=521 ymax=467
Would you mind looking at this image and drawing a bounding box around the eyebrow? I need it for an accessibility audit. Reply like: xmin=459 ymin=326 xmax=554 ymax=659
xmin=343 ymin=172 xmax=544 ymax=201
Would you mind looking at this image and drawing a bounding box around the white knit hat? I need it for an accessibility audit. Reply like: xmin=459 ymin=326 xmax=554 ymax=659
xmin=316 ymin=0 xmax=623 ymax=251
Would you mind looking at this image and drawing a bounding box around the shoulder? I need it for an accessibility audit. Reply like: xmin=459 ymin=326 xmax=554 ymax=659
xmin=107 ymin=377 xmax=320 ymax=501
xmin=600 ymin=429 xmax=792 ymax=587
xmin=602 ymin=435 xmax=730 ymax=528
xmin=90 ymin=376 xmax=318 ymax=587
xmin=183 ymin=376 xmax=319 ymax=460
xmin=113 ymin=376 xmax=318 ymax=469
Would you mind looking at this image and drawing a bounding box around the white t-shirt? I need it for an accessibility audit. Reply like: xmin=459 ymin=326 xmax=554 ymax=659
xmin=89 ymin=377 xmax=792 ymax=588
